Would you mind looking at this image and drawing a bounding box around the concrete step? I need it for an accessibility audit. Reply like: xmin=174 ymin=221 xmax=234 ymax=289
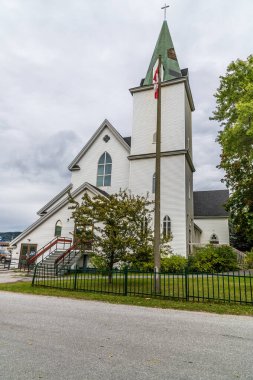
xmin=37 ymin=251 xmax=65 ymax=265
xmin=33 ymin=250 xmax=82 ymax=277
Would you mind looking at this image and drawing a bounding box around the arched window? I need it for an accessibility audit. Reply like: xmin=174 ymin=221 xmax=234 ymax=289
xmin=163 ymin=215 xmax=171 ymax=238
xmin=97 ymin=152 xmax=112 ymax=187
xmin=55 ymin=220 xmax=62 ymax=237
xmin=152 ymin=173 xmax=156 ymax=193
xmin=210 ymin=233 xmax=219 ymax=244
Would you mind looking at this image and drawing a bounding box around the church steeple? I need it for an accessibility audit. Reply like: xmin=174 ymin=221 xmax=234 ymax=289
xmin=143 ymin=20 xmax=181 ymax=86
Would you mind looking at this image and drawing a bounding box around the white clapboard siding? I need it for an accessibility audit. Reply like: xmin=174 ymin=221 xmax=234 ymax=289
xmin=194 ymin=218 xmax=230 ymax=245
xmin=131 ymin=83 xmax=185 ymax=156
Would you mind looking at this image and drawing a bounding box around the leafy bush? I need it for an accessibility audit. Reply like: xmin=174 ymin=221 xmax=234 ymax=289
xmin=161 ymin=255 xmax=187 ymax=273
xmin=89 ymin=255 xmax=107 ymax=270
xmin=127 ymin=260 xmax=153 ymax=272
xmin=188 ymin=245 xmax=238 ymax=273
xmin=245 ymin=251 xmax=253 ymax=269
xmin=139 ymin=261 xmax=154 ymax=272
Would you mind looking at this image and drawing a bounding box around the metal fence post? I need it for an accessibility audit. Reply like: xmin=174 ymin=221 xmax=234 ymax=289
xmin=185 ymin=267 xmax=189 ymax=301
xmin=124 ymin=267 xmax=128 ymax=296
xmin=73 ymin=265 xmax=78 ymax=291
xmin=32 ymin=264 xmax=38 ymax=286
xmin=154 ymin=267 xmax=157 ymax=295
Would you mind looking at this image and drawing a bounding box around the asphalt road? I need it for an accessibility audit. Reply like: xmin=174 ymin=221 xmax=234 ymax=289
xmin=0 ymin=293 xmax=253 ymax=380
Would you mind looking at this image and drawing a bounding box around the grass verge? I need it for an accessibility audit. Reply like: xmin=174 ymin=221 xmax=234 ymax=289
xmin=0 ymin=281 xmax=252 ymax=316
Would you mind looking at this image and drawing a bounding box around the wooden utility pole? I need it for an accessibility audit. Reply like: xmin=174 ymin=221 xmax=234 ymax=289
xmin=153 ymin=55 xmax=162 ymax=292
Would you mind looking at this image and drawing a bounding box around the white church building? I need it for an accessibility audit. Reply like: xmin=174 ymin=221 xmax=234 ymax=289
xmin=11 ymin=20 xmax=229 ymax=267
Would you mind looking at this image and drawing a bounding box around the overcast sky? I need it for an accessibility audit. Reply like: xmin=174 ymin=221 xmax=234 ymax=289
xmin=0 ymin=0 xmax=252 ymax=232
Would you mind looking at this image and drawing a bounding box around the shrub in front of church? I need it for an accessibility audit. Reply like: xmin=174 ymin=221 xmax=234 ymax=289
xmin=89 ymin=254 xmax=107 ymax=270
xmin=161 ymin=255 xmax=187 ymax=273
xmin=188 ymin=245 xmax=238 ymax=273
xmin=245 ymin=251 xmax=253 ymax=269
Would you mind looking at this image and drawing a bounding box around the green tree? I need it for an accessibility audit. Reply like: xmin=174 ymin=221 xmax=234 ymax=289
xmin=229 ymin=222 xmax=253 ymax=252
xmin=211 ymin=55 xmax=253 ymax=242
xmin=69 ymin=190 xmax=154 ymax=276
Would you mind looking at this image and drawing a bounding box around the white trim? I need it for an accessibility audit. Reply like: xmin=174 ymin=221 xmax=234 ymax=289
xmin=128 ymin=150 xmax=195 ymax=172
xmin=194 ymin=223 xmax=202 ymax=233
xmin=129 ymin=77 xmax=195 ymax=112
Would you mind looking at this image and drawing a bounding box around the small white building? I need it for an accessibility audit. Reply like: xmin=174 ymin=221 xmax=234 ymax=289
xmin=10 ymin=20 xmax=229 ymax=267
xmin=193 ymin=190 xmax=230 ymax=246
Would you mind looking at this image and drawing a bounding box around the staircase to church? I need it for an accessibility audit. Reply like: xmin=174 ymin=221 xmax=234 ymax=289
xmin=27 ymin=237 xmax=72 ymax=266
xmin=32 ymin=242 xmax=86 ymax=278
xmin=27 ymin=237 xmax=72 ymax=275
xmin=38 ymin=250 xmax=64 ymax=272
xmin=36 ymin=247 xmax=83 ymax=277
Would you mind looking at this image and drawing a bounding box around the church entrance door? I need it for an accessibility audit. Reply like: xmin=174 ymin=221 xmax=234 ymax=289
xmin=19 ymin=243 xmax=37 ymax=268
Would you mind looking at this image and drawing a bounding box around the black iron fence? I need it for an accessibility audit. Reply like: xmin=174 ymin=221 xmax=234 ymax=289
xmin=32 ymin=265 xmax=253 ymax=305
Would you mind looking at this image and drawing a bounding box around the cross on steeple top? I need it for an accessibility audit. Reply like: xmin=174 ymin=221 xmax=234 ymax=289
xmin=143 ymin=13 xmax=182 ymax=86
xmin=161 ymin=3 xmax=170 ymax=20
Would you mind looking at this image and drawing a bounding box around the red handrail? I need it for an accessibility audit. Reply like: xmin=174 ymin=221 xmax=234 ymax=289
xmin=54 ymin=240 xmax=93 ymax=267
xmin=54 ymin=244 xmax=76 ymax=265
xmin=28 ymin=237 xmax=72 ymax=264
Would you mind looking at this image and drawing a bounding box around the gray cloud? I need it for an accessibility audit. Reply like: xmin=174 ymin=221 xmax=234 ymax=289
xmin=9 ymin=131 xmax=79 ymax=178
xmin=0 ymin=0 xmax=252 ymax=231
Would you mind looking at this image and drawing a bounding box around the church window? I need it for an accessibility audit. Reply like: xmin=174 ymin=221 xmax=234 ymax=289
xmin=210 ymin=233 xmax=219 ymax=244
xmin=163 ymin=215 xmax=171 ymax=238
xmin=152 ymin=173 xmax=156 ymax=193
xmin=55 ymin=220 xmax=62 ymax=237
xmin=97 ymin=152 xmax=112 ymax=187
xmin=103 ymin=135 xmax=110 ymax=143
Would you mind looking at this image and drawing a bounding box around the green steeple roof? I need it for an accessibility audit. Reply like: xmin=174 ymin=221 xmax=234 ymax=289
xmin=143 ymin=21 xmax=181 ymax=86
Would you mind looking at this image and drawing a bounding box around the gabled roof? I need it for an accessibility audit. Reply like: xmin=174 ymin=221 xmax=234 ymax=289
xmin=68 ymin=119 xmax=131 ymax=171
xmin=194 ymin=223 xmax=202 ymax=233
xmin=10 ymin=182 xmax=108 ymax=246
xmin=143 ymin=20 xmax=182 ymax=86
xmin=37 ymin=184 xmax=73 ymax=216
xmin=88 ymin=183 xmax=109 ymax=197
xmin=194 ymin=190 xmax=229 ymax=217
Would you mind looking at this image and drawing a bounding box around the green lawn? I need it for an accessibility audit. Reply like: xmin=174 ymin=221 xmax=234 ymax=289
xmin=0 ymin=280 xmax=253 ymax=316
xmin=32 ymin=270 xmax=253 ymax=305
